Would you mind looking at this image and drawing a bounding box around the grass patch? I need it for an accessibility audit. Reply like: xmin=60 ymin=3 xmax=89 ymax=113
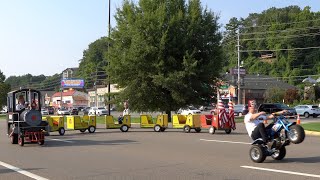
xmin=0 ymin=114 xmax=6 ymax=120
xmin=301 ymin=122 xmax=320 ymax=132
xmin=235 ymin=117 xmax=244 ymax=123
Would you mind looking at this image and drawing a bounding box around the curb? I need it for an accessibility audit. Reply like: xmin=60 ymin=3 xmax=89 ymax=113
xmin=305 ymin=130 xmax=320 ymax=136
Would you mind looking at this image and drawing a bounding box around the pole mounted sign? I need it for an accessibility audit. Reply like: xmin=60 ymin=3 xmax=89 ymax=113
xmin=230 ymin=68 xmax=246 ymax=76
xmin=61 ymin=79 xmax=85 ymax=88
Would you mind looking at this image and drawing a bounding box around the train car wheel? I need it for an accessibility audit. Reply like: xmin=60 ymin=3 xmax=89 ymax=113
xmin=38 ymin=140 xmax=45 ymax=145
xmin=58 ymin=127 xmax=65 ymax=135
xmin=11 ymin=134 xmax=18 ymax=144
xmin=18 ymin=137 xmax=24 ymax=146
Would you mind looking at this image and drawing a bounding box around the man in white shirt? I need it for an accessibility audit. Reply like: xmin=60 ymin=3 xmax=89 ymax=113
xmin=244 ymin=100 xmax=287 ymax=143
xmin=16 ymin=95 xmax=26 ymax=111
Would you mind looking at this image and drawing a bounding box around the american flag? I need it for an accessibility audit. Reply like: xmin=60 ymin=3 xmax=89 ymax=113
xmin=228 ymin=101 xmax=236 ymax=130
xmin=218 ymin=100 xmax=228 ymax=128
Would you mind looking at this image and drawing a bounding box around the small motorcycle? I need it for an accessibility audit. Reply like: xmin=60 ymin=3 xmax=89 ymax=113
xmin=249 ymin=115 xmax=305 ymax=163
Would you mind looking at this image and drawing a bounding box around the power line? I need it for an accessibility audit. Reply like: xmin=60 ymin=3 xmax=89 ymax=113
xmin=240 ymin=32 xmax=320 ymax=41
xmin=239 ymin=46 xmax=320 ymax=52
xmin=240 ymin=26 xmax=320 ymax=36
xmin=240 ymin=18 xmax=320 ymax=30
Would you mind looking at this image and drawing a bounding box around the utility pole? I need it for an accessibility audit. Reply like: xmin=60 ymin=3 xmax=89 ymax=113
xmin=237 ymin=29 xmax=241 ymax=105
xmin=94 ymin=82 xmax=97 ymax=107
xmin=60 ymin=73 xmax=63 ymax=108
xmin=107 ymin=0 xmax=111 ymax=115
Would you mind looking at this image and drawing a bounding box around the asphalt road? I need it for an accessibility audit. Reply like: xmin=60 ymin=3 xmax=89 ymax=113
xmin=0 ymin=120 xmax=319 ymax=180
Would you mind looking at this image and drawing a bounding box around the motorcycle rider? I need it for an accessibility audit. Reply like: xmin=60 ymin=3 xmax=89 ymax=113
xmin=244 ymin=100 xmax=288 ymax=148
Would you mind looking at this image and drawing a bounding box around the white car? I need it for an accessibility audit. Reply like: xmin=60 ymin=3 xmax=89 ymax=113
xmin=57 ymin=108 xmax=71 ymax=115
xmin=41 ymin=109 xmax=49 ymax=115
xmin=294 ymin=105 xmax=320 ymax=118
xmin=0 ymin=109 xmax=7 ymax=114
xmin=177 ymin=106 xmax=201 ymax=115
xmin=88 ymin=107 xmax=108 ymax=116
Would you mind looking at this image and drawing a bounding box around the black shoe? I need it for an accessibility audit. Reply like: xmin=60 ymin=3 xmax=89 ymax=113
xmin=267 ymin=140 xmax=276 ymax=150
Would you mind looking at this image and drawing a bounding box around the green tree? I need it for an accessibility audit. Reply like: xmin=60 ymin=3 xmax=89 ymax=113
xmin=263 ymin=87 xmax=285 ymax=103
xmin=0 ymin=70 xmax=11 ymax=108
xmin=108 ymin=0 xmax=222 ymax=119
xmin=78 ymin=37 xmax=110 ymax=89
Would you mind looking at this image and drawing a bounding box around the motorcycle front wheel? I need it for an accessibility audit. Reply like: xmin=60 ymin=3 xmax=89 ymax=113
xmin=288 ymin=125 xmax=305 ymax=144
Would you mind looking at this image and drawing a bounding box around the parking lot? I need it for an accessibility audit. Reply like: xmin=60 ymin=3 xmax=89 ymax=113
xmin=0 ymin=118 xmax=319 ymax=180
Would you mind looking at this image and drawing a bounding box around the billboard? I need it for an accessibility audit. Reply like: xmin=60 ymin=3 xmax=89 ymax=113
xmin=61 ymin=79 xmax=84 ymax=88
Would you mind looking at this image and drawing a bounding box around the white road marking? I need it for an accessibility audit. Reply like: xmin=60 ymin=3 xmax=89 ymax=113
xmin=46 ymin=138 xmax=74 ymax=143
xmin=241 ymin=166 xmax=320 ymax=178
xmin=0 ymin=161 xmax=49 ymax=180
xmin=200 ymin=138 xmax=251 ymax=145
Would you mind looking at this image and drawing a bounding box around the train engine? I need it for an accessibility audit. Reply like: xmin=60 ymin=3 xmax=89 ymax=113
xmin=7 ymin=89 xmax=48 ymax=146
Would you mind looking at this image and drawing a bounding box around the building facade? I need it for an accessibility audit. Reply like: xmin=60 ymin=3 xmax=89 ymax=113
xmin=51 ymin=90 xmax=89 ymax=108
xmin=88 ymin=84 xmax=121 ymax=107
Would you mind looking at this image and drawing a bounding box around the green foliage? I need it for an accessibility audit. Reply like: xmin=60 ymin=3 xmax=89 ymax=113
xmin=222 ymin=6 xmax=320 ymax=86
xmin=0 ymin=70 xmax=11 ymax=108
xmin=263 ymin=87 xmax=285 ymax=103
xmin=108 ymin=0 xmax=222 ymax=112
xmin=5 ymin=73 xmax=60 ymax=91
xmin=78 ymin=37 xmax=110 ymax=89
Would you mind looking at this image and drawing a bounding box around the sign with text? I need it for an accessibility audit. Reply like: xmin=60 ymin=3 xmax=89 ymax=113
xmin=61 ymin=79 xmax=84 ymax=88
xmin=230 ymin=68 xmax=246 ymax=75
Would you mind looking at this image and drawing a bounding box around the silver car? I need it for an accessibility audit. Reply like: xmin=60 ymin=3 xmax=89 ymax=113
xmin=294 ymin=105 xmax=320 ymax=118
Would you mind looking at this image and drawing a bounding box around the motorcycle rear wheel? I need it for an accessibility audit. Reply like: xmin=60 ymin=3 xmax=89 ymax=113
xmin=271 ymin=146 xmax=286 ymax=160
xmin=249 ymin=145 xmax=266 ymax=163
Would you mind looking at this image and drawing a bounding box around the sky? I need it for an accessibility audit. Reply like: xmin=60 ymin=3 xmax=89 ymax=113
xmin=0 ymin=0 xmax=319 ymax=78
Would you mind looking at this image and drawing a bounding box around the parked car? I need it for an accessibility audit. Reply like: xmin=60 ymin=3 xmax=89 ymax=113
xmin=71 ymin=108 xmax=79 ymax=115
xmin=57 ymin=107 xmax=71 ymax=115
xmin=83 ymin=107 xmax=91 ymax=115
xmin=258 ymin=103 xmax=297 ymax=118
xmin=177 ymin=106 xmax=201 ymax=115
xmin=294 ymin=105 xmax=320 ymax=118
xmin=199 ymin=104 xmax=215 ymax=111
xmin=234 ymin=104 xmax=245 ymax=116
xmin=0 ymin=109 xmax=7 ymax=114
xmin=41 ymin=108 xmax=49 ymax=115
xmin=210 ymin=104 xmax=229 ymax=115
xmin=88 ymin=107 xmax=108 ymax=116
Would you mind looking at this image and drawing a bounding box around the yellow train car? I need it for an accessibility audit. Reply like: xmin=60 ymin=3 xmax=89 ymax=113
xmin=172 ymin=114 xmax=201 ymax=133
xmin=42 ymin=116 xmax=65 ymax=135
xmin=140 ymin=114 xmax=168 ymax=132
xmin=105 ymin=115 xmax=131 ymax=132
xmin=66 ymin=115 xmax=96 ymax=133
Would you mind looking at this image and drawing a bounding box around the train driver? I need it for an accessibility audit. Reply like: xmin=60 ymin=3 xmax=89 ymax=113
xmin=16 ymin=95 xmax=26 ymax=111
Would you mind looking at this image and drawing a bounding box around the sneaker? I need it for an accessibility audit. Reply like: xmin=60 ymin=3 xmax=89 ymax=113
xmin=267 ymin=140 xmax=276 ymax=150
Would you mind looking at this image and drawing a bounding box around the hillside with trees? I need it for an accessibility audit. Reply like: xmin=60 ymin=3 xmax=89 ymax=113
xmin=5 ymin=73 xmax=61 ymax=91
xmin=222 ymin=6 xmax=320 ymax=86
